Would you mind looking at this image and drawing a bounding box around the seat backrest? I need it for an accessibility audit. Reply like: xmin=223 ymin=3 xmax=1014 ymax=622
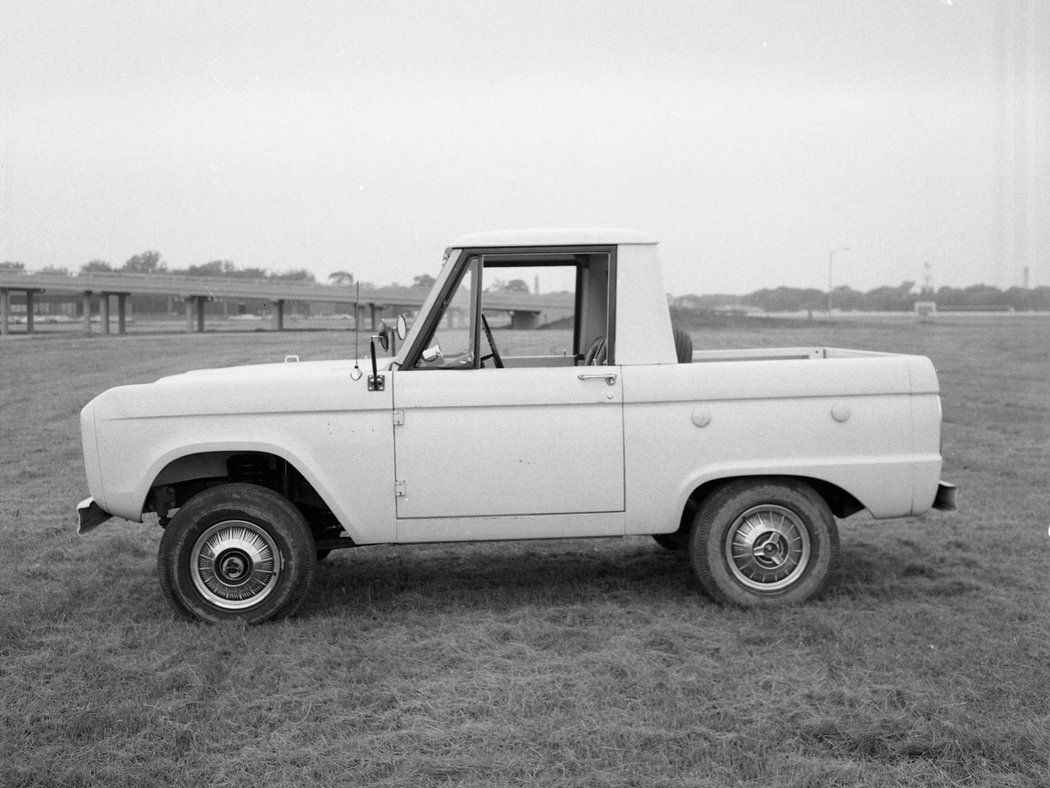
xmin=672 ymin=328 xmax=693 ymax=363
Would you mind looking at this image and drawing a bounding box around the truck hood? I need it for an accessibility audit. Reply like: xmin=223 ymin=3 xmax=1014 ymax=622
xmin=90 ymin=358 xmax=389 ymax=421
xmin=155 ymin=359 xmax=363 ymax=385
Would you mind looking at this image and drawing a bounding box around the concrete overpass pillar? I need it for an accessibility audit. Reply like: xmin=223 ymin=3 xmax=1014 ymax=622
xmin=185 ymin=296 xmax=206 ymax=332
xmin=100 ymin=293 xmax=111 ymax=335
xmin=25 ymin=291 xmax=35 ymax=334
xmin=116 ymin=294 xmax=128 ymax=334
xmin=0 ymin=289 xmax=9 ymax=335
xmin=271 ymin=300 xmax=285 ymax=331
xmin=82 ymin=292 xmax=93 ymax=334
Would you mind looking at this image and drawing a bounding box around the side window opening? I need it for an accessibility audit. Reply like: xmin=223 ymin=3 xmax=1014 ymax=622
xmin=410 ymin=250 xmax=613 ymax=369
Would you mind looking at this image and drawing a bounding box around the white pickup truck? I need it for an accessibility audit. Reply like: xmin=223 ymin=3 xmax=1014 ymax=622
xmin=77 ymin=229 xmax=956 ymax=623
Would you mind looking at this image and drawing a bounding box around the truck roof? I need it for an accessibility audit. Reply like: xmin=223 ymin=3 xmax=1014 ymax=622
xmin=449 ymin=228 xmax=657 ymax=248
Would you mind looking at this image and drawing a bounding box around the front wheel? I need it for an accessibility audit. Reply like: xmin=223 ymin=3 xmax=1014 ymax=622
xmin=158 ymin=483 xmax=316 ymax=624
xmin=689 ymin=479 xmax=838 ymax=606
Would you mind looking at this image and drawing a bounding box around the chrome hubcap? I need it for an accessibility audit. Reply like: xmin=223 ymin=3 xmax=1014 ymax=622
xmin=191 ymin=520 xmax=280 ymax=609
xmin=725 ymin=505 xmax=811 ymax=591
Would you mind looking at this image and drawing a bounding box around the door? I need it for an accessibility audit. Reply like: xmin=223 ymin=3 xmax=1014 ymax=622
xmin=392 ymin=366 xmax=624 ymax=519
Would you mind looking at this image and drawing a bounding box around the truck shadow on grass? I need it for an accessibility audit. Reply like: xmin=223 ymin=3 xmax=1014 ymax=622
xmin=304 ymin=538 xmax=700 ymax=617
xmin=829 ymin=539 xmax=983 ymax=602
xmin=302 ymin=534 xmax=984 ymax=618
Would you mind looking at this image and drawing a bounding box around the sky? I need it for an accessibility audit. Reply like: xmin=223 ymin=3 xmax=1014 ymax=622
xmin=1 ymin=0 xmax=1047 ymax=295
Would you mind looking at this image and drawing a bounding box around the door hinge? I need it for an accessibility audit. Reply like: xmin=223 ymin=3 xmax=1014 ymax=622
xmin=393 ymin=409 xmax=405 ymax=426
xmin=394 ymin=480 xmax=407 ymax=498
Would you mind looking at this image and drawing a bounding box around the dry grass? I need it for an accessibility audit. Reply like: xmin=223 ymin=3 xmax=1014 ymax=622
xmin=1 ymin=316 xmax=1048 ymax=787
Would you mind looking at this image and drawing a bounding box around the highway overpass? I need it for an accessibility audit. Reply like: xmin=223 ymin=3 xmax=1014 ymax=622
xmin=0 ymin=270 xmax=573 ymax=335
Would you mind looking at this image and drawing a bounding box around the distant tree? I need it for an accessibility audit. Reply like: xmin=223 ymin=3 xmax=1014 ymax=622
xmin=0 ymin=261 xmax=26 ymax=272
xmin=960 ymin=283 xmax=1005 ymax=308
xmin=80 ymin=260 xmax=112 ymax=273
xmin=742 ymin=286 xmax=824 ymax=312
xmin=671 ymin=293 xmax=743 ymax=310
xmin=39 ymin=265 xmax=70 ymax=276
xmin=183 ymin=260 xmax=236 ymax=277
xmin=864 ymin=281 xmax=916 ymax=311
xmin=485 ymin=278 xmax=529 ymax=294
xmin=1002 ymin=287 xmax=1033 ymax=311
xmin=123 ymin=251 xmax=166 ymax=274
xmin=413 ymin=273 xmax=436 ymax=289
xmin=270 ymin=268 xmax=315 ymax=282
xmin=329 ymin=271 xmax=355 ymax=285
xmin=828 ymin=285 xmax=864 ymax=312
xmin=673 ymin=281 xmax=1049 ymax=313
xmin=1001 ymin=286 xmax=1050 ymax=311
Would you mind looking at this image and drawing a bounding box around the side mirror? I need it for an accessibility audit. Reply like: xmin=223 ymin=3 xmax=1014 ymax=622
xmin=396 ymin=313 xmax=408 ymax=341
xmin=376 ymin=320 xmax=390 ymax=352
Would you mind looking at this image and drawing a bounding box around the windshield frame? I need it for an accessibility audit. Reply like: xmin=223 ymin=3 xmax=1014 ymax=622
xmin=391 ymin=248 xmax=465 ymax=369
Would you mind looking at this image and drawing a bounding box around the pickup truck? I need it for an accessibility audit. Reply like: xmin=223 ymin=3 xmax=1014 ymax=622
xmin=77 ymin=229 xmax=957 ymax=623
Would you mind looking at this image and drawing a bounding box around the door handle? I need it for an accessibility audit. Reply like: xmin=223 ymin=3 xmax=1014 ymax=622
xmin=577 ymin=372 xmax=618 ymax=385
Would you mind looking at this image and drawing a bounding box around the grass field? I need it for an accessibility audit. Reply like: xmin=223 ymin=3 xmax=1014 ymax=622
xmin=1 ymin=316 xmax=1048 ymax=787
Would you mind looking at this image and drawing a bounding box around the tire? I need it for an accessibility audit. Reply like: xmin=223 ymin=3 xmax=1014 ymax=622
xmin=158 ymin=483 xmax=316 ymax=624
xmin=688 ymin=479 xmax=838 ymax=606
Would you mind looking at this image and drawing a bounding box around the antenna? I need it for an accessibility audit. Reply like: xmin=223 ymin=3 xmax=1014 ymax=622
xmin=350 ymin=283 xmax=363 ymax=381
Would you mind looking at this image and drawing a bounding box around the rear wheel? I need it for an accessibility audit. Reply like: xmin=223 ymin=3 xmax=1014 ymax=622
xmin=689 ymin=479 xmax=838 ymax=606
xmin=158 ymin=483 xmax=316 ymax=624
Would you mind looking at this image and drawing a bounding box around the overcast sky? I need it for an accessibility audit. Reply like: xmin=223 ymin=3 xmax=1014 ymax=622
xmin=2 ymin=1 xmax=1047 ymax=295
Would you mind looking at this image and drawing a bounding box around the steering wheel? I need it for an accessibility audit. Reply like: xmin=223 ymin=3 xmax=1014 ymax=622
xmin=480 ymin=313 xmax=504 ymax=368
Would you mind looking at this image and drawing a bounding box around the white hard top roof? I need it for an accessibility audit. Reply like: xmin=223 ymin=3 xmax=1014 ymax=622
xmin=449 ymin=228 xmax=656 ymax=248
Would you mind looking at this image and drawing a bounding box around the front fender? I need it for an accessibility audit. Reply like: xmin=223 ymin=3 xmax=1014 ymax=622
xmin=101 ymin=416 xmax=395 ymax=545
xmin=85 ymin=367 xmax=397 ymax=544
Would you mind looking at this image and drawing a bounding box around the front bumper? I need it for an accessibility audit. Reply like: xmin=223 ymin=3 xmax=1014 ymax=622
xmin=77 ymin=498 xmax=114 ymax=535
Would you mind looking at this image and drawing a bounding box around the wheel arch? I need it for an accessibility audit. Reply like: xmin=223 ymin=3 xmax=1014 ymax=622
xmin=142 ymin=446 xmax=350 ymax=543
xmin=675 ymin=474 xmax=864 ymax=536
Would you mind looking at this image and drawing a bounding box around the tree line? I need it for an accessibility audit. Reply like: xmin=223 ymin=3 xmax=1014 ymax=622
xmin=0 ymin=252 xmax=315 ymax=282
xmin=3 ymin=256 xmax=1047 ymax=311
xmin=674 ymin=280 xmax=1050 ymax=312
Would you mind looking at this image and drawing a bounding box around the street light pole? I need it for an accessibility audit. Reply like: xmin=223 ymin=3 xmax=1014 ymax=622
xmin=827 ymin=247 xmax=850 ymax=315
